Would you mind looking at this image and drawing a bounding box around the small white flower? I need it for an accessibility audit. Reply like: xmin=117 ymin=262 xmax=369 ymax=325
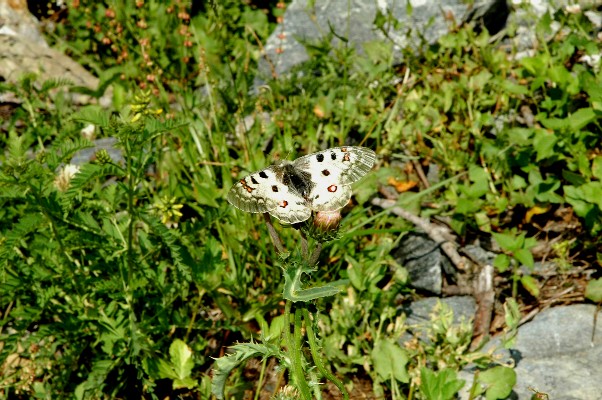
xmin=579 ymin=54 xmax=601 ymax=72
xmin=80 ymin=124 xmax=96 ymax=140
xmin=565 ymin=4 xmax=581 ymax=14
xmin=54 ymin=164 xmax=80 ymax=192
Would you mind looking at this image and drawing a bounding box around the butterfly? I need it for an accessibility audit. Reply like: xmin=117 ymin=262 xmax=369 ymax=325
xmin=227 ymin=146 xmax=376 ymax=224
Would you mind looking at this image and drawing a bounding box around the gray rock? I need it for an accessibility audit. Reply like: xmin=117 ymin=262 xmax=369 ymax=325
xmin=0 ymin=3 xmax=111 ymax=106
xmin=463 ymin=243 xmax=496 ymax=266
xmin=0 ymin=0 xmax=48 ymax=46
xmin=393 ymin=232 xmax=455 ymax=294
xmin=0 ymin=35 xmax=100 ymax=93
xmin=398 ymin=296 xmax=476 ymax=347
xmin=257 ymin=0 xmax=509 ymax=84
xmin=460 ymin=304 xmax=602 ymax=399
xmin=514 ymin=304 xmax=601 ymax=358
xmin=70 ymin=137 xmax=123 ymax=166
xmin=404 ymin=296 xmax=476 ymax=326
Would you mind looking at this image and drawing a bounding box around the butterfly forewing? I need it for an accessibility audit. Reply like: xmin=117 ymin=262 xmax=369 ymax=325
xmin=294 ymin=146 xmax=376 ymax=185
xmin=294 ymin=146 xmax=376 ymax=212
xmin=228 ymin=166 xmax=295 ymax=212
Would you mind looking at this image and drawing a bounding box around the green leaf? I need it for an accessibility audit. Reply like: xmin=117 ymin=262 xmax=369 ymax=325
xmin=499 ymin=80 xmax=529 ymax=95
xmin=514 ymin=248 xmax=534 ymax=269
xmin=283 ymin=260 xmax=341 ymax=301
xmin=474 ymin=212 xmax=491 ymax=233
xmin=493 ymin=254 xmax=510 ymax=273
xmin=491 ymin=232 xmax=517 ymax=252
xmin=532 ymin=130 xmax=557 ymax=161
xmin=548 ymin=65 xmax=571 ymax=86
xmin=504 ymin=128 xmax=533 ymax=145
xmin=478 ymin=366 xmax=516 ymax=400
xmin=169 ymin=339 xmax=196 ymax=388
xmin=503 ymin=298 xmax=520 ymax=348
xmin=419 ymin=367 xmax=465 ymax=400
xmin=585 ymin=278 xmax=602 ymax=303
xmin=371 ymin=338 xmax=410 ymax=383
xmin=520 ymin=275 xmax=540 ymax=297
xmin=539 ymin=117 xmax=568 ymax=131
xmin=592 ymin=157 xmax=602 ymax=180
xmin=568 ymin=108 xmax=596 ymax=131
xmin=520 ymin=55 xmax=547 ymax=76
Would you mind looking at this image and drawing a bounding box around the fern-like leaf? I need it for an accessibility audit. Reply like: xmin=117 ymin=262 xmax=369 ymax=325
xmin=64 ymin=163 xmax=125 ymax=200
xmin=0 ymin=213 xmax=44 ymax=261
xmin=140 ymin=212 xmax=192 ymax=282
xmin=46 ymin=137 xmax=95 ymax=170
xmin=40 ymin=77 xmax=74 ymax=93
xmin=71 ymin=106 xmax=111 ymax=128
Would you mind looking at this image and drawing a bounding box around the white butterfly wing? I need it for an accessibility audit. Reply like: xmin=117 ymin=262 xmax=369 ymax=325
xmin=294 ymin=146 xmax=376 ymax=212
xmin=227 ymin=166 xmax=311 ymax=223
xmin=267 ymin=199 xmax=311 ymax=224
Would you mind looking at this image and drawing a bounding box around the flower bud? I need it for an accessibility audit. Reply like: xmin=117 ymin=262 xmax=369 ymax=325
xmin=313 ymin=210 xmax=342 ymax=232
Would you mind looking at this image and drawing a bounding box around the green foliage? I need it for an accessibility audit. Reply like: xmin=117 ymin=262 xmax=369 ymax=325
xmin=493 ymin=230 xmax=538 ymax=297
xmin=1 ymin=1 xmax=600 ymax=398
xmin=419 ymin=368 xmax=465 ymax=400
xmin=472 ymin=366 xmax=517 ymax=400
xmin=282 ymin=258 xmax=341 ymax=302
xmin=155 ymin=339 xmax=198 ymax=389
xmin=0 ymin=92 xmax=218 ymax=397
xmin=502 ymin=298 xmax=521 ymax=349
xmin=371 ymin=338 xmax=410 ymax=384
xmin=585 ymin=278 xmax=602 ymax=303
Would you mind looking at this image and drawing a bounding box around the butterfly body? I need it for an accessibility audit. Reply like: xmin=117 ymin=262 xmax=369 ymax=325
xmin=227 ymin=146 xmax=376 ymax=224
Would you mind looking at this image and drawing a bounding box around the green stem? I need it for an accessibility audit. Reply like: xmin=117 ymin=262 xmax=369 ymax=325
xmin=125 ymin=143 xmax=135 ymax=287
xmin=253 ymin=357 xmax=268 ymax=400
xmin=284 ymin=301 xmax=311 ymax=399
xmin=302 ymin=306 xmax=349 ymax=400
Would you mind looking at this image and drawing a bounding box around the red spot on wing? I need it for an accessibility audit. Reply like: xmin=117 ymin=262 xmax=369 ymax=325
xmin=328 ymin=185 xmax=337 ymax=192
xmin=342 ymin=152 xmax=351 ymax=162
xmin=279 ymin=200 xmax=289 ymax=208
xmin=240 ymin=178 xmax=255 ymax=193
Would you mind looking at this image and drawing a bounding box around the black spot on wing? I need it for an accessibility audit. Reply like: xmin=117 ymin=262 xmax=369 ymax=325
xmin=251 ymin=176 xmax=259 ymax=185
xmin=316 ymin=153 xmax=324 ymax=162
xmin=322 ymin=169 xmax=330 ymax=176
xmin=272 ymin=185 xmax=279 ymax=192
xmin=330 ymin=152 xmax=337 ymax=160
xmin=259 ymin=171 xmax=268 ymax=179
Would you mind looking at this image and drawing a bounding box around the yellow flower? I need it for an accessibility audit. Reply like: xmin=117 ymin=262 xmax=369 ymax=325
xmin=154 ymin=196 xmax=184 ymax=225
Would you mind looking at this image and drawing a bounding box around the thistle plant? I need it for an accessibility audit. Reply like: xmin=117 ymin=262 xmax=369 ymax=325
xmin=212 ymin=209 xmax=351 ymax=400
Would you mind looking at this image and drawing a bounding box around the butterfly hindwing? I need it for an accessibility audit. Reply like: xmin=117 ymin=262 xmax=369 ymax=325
xmin=293 ymin=146 xmax=376 ymax=212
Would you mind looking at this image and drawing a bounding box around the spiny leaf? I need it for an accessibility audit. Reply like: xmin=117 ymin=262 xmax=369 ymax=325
xmin=212 ymin=343 xmax=284 ymax=400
